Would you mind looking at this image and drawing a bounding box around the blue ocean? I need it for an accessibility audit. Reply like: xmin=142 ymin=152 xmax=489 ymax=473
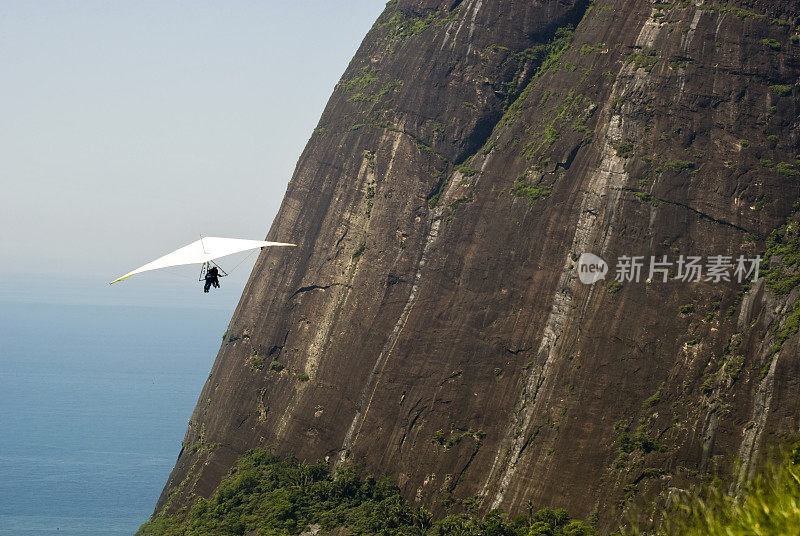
xmin=0 ymin=275 xmax=238 ymax=535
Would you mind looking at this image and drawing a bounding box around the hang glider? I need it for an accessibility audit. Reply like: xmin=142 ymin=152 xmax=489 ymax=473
xmin=109 ymin=236 xmax=296 ymax=284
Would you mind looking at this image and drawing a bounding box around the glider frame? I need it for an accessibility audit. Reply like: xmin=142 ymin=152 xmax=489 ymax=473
xmin=198 ymin=260 xmax=228 ymax=282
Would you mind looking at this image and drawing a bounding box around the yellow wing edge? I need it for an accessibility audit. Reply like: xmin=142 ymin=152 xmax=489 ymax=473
xmin=109 ymin=273 xmax=135 ymax=285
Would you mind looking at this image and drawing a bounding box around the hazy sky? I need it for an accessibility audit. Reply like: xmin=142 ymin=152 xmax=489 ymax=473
xmin=1 ymin=1 xmax=385 ymax=291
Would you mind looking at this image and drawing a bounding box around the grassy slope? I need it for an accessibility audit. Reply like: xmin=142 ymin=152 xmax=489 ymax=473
xmin=619 ymin=440 xmax=800 ymax=536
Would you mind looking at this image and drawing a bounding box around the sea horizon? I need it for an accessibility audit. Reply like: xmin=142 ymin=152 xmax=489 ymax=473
xmin=0 ymin=273 xmax=239 ymax=536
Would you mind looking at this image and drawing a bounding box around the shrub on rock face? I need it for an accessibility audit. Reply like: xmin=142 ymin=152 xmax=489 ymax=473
xmin=526 ymin=508 xmax=596 ymax=536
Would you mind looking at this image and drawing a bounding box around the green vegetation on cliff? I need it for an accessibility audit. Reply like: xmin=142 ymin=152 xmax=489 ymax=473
xmin=763 ymin=204 xmax=800 ymax=295
xmin=136 ymin=449 xmax=596 ymax=536
xmin=511 ymin=177 xmax=552 ymax=204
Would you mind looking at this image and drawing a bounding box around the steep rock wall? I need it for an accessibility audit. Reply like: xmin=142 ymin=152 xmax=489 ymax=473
xmin=155 ymin=0 xmax=800 ymax=528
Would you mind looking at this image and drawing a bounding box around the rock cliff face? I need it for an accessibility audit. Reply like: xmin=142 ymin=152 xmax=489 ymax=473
xmin=156 ymin=0 xmax=800 ymax=528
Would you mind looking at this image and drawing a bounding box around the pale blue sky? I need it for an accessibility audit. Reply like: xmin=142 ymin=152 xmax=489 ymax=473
xmin=1 ymin=1 xmax=384 ymax=304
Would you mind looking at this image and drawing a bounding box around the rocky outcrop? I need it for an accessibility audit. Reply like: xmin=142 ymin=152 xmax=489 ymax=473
xmin=154 ymin=0 xmax=800 ymax=529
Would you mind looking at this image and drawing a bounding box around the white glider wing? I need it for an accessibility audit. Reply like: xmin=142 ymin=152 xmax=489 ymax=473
xmin=109 ymin=237 xmax=295 ymax=284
